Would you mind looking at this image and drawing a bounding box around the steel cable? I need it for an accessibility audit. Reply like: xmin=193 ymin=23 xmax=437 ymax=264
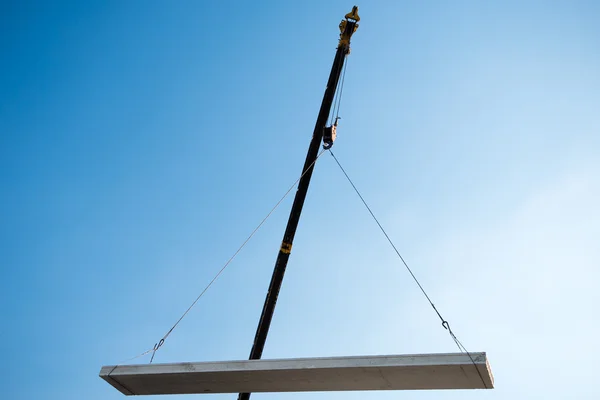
xmin=328 ymin=149 xmax=488 ymax=389
xmin=115 ymin=149 xmax=327 ymax=365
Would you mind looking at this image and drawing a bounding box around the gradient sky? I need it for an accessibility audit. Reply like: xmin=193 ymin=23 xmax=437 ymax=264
xmin=1 ymin=1 xmax=599 ymax=399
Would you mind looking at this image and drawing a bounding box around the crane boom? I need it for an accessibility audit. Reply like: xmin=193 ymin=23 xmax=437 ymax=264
xmin=238 ymin=7 xmax=360 ymax=400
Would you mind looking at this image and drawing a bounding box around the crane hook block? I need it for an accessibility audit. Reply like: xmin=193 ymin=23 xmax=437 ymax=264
xmin=323 ymin=124 xmax=337 ymax=150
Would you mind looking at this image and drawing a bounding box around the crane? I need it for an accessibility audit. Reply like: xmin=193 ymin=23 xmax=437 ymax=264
xmin=100 ymin=7 xmax=494 ymax=396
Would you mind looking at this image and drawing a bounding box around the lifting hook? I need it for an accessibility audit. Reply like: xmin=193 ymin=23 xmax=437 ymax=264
xmin=323 ymin=117 xmax=340 ymax=150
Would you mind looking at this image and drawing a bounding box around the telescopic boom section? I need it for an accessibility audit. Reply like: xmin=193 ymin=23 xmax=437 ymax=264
xmin=238 ymin=7 xmax=360 ymax=400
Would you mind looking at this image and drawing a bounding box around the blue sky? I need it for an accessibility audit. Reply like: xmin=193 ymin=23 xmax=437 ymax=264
xmin=1 ymin=1 xmax=599 ymax=399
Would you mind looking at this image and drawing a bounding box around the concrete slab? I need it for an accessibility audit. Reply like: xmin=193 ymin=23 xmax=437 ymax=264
xmin=100 ymin=352 xmax=493 ymax=395
xmin=100 ymin=353 xmax=494 ymax=395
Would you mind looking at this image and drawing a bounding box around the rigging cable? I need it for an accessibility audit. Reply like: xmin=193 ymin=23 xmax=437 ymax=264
xmin=333 ymin=56 xmax=349 ymax=122
xmin=327 ymin=149 xmax=488 ymax=389
xmin=328 ymin=55 xmax=348 ymax=126
xmin=116 ymin=149 xmax=328 ymax=366
xmin=329 ymin=72 xmax=342 ymax=126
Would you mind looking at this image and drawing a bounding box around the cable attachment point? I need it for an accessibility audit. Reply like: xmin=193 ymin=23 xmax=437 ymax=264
xmin=323 ymin=117 xmax=340 ymax=150
xmin=150 ymin=338 xmax=164 ymax=364
xmin=442 ymin=320 xmax=450 ymax=330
